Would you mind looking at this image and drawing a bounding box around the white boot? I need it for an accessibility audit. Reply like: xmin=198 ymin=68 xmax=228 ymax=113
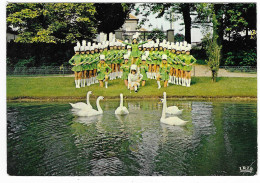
xmin=173 ymin=76 xmax=176 ymax=84
xmin=95 ymin=76 xmax=98 ymax=83
xmin=76 ymin=80 xmax=80 ymax=88
xmin=168 ymin=76 xmax=172 ymax=84
xmin=134 ymin=85 xmax=138 ymax=93
xmin=179 ymin=77 xmax=182 ymax=85
xmin=75 ymin=80 xmax=77 ymax=88
xmin=105 ymin=81 xmax=108 ymax=88
xmin=157 ymin=81 xmax=161 ymax=89
xmin=82 ymin=79 xmax=85 ymax=87
xmin=188 ymin=79 xmax=191 ymax=87
xmin=92 ymin=77 xmax=95 ymax=84
xmin=86 ymin=78 xmax=90 ymax=86
xmin=176 ymin=77 xmax=179 ymax=85
xmin=182 ymin=78 xmax=186 ymax=86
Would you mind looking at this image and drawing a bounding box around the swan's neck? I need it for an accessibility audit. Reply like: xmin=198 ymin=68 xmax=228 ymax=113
xmin=120 ymin=95 xmax=123 ymax=107
xmin=87 ymin=93 xmax=90 ymax=105
xmin=96 ymin=99 xmax=103 ymax=113
xmin=161 ymin=101 xmax=166 ymax=119
xmin=164 ymin=94 xmax=167 ymax=107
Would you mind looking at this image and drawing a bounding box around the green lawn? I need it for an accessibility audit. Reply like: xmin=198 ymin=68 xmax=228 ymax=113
xmin=7 ymin=76 xmax=257 ymax=100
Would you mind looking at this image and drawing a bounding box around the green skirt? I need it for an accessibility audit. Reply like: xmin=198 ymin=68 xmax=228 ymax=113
xmin=72 ymin=65 xmax=83 ymax=72
xmin=97 ymin=72 xmax=106 ymax=80
xmin=141 ymin=71 xmax=148 ymax=81
xmin=183 ymin=65 xmax=192 ymax=71
xmin=160 ymin=72 xmax=169 ymax=81
xmin=82 ymin=64 xmax=90 ymax=70
xmin=122 ymin=72 xmax=129 ymax=80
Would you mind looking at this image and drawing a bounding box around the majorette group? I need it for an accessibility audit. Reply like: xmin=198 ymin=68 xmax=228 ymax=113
xmin=69 ymin=33 xmax=196 ymax=92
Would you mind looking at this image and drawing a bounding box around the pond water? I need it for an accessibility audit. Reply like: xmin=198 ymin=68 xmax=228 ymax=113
xmin=7 ymin=100 xmax=257 ymax=176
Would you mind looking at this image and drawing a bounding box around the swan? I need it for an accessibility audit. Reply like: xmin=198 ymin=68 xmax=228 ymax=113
xmin=76 ymin=96 xmax=104 ymax=117
xmin=163 ymin=92 xmax=183 ymax=115
xmin=160 ymin=98 xmax=187 ymax=126
xmin=115 ymin=93 xmax=129 ymax=115
xmin=70 ymin=91 xmax=93 ymax=110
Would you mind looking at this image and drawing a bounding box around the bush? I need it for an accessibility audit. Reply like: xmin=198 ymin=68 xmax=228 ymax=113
xmin=224 ymin=49 xmax=256 ymax=66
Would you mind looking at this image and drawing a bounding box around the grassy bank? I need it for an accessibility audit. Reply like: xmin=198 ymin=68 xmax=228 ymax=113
xmin=7 ymin=76 xmax=257 ymax=100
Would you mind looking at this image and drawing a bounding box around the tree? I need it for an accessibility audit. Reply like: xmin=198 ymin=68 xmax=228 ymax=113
xmin=147 ymin=28 xmax=166 ymax=41
xmin=134 ymin=3 xmax=198 ymax=43
xmin=174 ymin=33 xmax=185 ymax=42
xmin=7 ymin=3 xmax=97 ymax=43
xmin=204 ymin=11 xmax=222 ymax=82
xmin=94 ymin=3 xmax=134 ymax=34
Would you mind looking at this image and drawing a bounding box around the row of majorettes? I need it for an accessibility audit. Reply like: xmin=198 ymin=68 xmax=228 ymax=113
xmin=68 ymin=38 xmax=196 ymax=89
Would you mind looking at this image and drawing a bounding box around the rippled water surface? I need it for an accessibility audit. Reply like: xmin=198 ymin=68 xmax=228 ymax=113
xmin=7 ymin=100 xmax=257 ymax=176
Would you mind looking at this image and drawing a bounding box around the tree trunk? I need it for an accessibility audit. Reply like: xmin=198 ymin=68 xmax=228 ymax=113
xmin=212 ymin=70 xmax=217 ymax=82
xmin=181 ymin=4 xmax=191 ymax=43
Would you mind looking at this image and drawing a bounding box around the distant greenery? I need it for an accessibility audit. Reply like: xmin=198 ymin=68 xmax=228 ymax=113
xmin=147 ymin=28 xmax=166 ymax=41
xmin=174 ymin=33 xmax=185 ymax=42
xmin=7 ymin=77 xmax=257 ymax=99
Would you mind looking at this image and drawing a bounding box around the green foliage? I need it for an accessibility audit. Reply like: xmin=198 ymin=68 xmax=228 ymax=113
xmin=224 ymin=49 xmax=256 ymax=66
xmin=147 ymin=28 xmax=166 ymax=41
xmin=204 ymin=32 xmax=222 ymax=82
xmin=7 ymin=3 xmax=97 ymax=43
xmin=174 ymin=33 xmax=184 ymax=42
xmin=14 ymin=57 xmax=36 ymax=67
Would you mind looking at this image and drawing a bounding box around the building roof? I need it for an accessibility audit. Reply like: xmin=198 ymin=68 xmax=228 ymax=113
xmin=128 ymin=14 xmax=139 ymax=20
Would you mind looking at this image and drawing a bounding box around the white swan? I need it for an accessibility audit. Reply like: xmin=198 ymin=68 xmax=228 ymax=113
xmin=115 ymin=93 xmax=129 ymax=115
xmin=76 ymin=96 xmax=104 ymax=117
xmin=70 ymin=91 xmax=93 ymax=110
xmin=163 ymin=92 xmax=183 ymax=115
xmin=160 ymin=98 xmax=187 ymax=126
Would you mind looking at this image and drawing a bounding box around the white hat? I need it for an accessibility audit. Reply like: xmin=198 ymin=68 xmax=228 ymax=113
xmin=123 ymin=54 xmax=129 ymax=59
xmin=82 ymin=40 xmax=86 ymax=46
xmin=159 ymin=42 xmax=164 ymax=47
xmin=147 ymin=44 xmax=151 ymax=48
xmin=90 ymin=46 xmax=94 ymax=51
xmin=143 ymin=44 xmax=147 ymax=48
xmin=172 ymin=45 xmax=176 ymax=50
xmin=122 ymin=43 xmax=125 ymax=47
xmin=167 ymin=45 xmax=171 ymax=49
xmin=85 ymin=46 xmax=90 ymax=51
xmin=145 ymin=51 xmax=149 ymax=57
xmin=80 ymin=45 xmax=85 ymax=52
xmin=181 ymin=45 xmax=185 ymax=51
xmin=100 ymin=55 xmax=105 ymax=60
xmin=163 ymin=43 xmax=167 ymax=48
xmin=74 ymin=46 xmax=78 ymax=52
xmin=87 ymin=42 xmax=91 ymax=46
xmin=109 ymin=42 xmax=113 ymax=47
xmin=76 ymin=41 xmax=81 ymax=47
xmin=187 ymin=44 xmax=192 ymax=50
xmin=176 ymin=45 xmax=181 ymax=51
xmin=156 ymin=38 xmax=160 ymax=43
xmin=179 ymin=42 xmax=183 ymax=46
xmin=183 ymin=41 xmax=187 ymax=47
xmin=133 ymin=35 xmax=138 ymax=39
xmin=162 ymin=39 xmax=166 ymax=43
xmin=176 ymin=42 xmax=180 ymax=46
xmin=150 ymin=42 xmax=154 ymax=47
xmin=127 ymin=45 xmax=131 ymax=49
xmin=138 ymin=44 xmax=143 ymax=48
xmin=98 ymin=43 xmax=101 ymax=47
xmin=162 ymin=54 xmax=167 ymax=60
xmin=130 ymin=64 xmax=137 ymax=70
xmin=141 ymin=55 xmax=146 ymax=60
